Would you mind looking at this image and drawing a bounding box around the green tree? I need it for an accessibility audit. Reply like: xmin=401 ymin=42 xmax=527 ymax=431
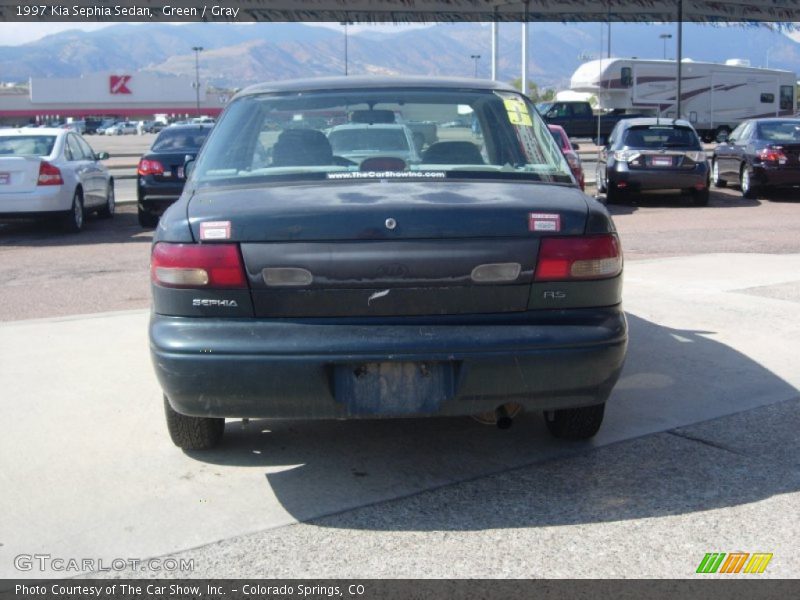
xmin=509 ymin=78 xmax=556 ymax=103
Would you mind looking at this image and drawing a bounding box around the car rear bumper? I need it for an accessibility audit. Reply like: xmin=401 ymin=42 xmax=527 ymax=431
xmin=138 ymin=177 xmax=184 ymax=212
xmin=752 ymin=165 xmax=800 ymax=187
xmin=0 ymin=186 xmax=70 ymax=215
xmin=609 ymin=163 xmax=708 ymax=192
xmin=151 ymin=308 xmax=628 ymax=419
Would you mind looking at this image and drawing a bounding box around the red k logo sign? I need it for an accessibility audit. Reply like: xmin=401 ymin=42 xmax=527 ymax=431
xmin=109 ymin=75 xmax=132 ymax=95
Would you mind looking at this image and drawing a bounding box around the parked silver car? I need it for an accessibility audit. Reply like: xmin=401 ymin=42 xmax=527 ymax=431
xmin=0 ymin=128 xmax=115 ymax=232
xmin=102 ymin=121 xmax=137 ymax=136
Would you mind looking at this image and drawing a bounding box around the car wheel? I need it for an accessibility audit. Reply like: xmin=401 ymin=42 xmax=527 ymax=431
xmin=62 ymin=189 xmax=84 ymax=233
xmin=163 ymin=395 xmax=225 ymax=451
xmin=605 ymin=182 xmax=622 ymax=204
xmin=740 ymin=165 xmax=757 ymax=199
xmin=138 ymin=206 xmax=159 ymax=228
xmin=711 ymin=160 xmax=726 ymax=188
xmin=97 ymin=181 xmax=115 ymax=218
xmin=543 ymin=403 xmax=605 ymax=440
xmin=691 ymin=187 xmax=710 ymax=207
xmin=596 ymin=166 xmax=607 ymax=193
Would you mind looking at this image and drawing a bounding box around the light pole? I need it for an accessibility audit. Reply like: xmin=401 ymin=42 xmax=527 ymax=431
xmin=470 ymin=54 xmax=481 ymax=78
xmin=341 ymin=21 xmax=354 ymax=76
xmin=659 ymin=34 xmax=672 ymax=60
xmin=192 ymin=46 xmax=203 ymax=115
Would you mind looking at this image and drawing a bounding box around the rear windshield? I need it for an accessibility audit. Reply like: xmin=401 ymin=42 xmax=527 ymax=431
xmin=548 ymin=127 xmax=569 ymax=150
xmin=191 ymin=88 xmax=573 ymax=186
xmin=756 ymin=121 xmax=800 ymax=142
xmin=152 ymin=127 xmax=210 ymax=152
xmin=0 ymin=135 xmax=57 ymax=157
xmin=623 ymin=125 xmax=701 ymax=150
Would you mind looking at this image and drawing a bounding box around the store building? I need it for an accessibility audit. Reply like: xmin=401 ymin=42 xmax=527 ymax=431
xmin=0 ymin=71 xmax=230 ymax=126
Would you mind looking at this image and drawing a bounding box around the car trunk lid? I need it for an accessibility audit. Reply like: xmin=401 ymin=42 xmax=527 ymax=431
xmin=186 ymin=180 xmax=590 ymax=317
xmin=0 ymin=157 xmax=44 ymax=193
xmin=145 ymin=151 xmax=196 ymax=183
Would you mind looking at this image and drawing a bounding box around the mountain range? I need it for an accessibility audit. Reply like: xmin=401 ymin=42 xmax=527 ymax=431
xmin=1 ymin=22 xmax=799 ymax=91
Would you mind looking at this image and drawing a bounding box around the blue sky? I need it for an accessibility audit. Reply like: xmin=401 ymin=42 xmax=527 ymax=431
xmin=0 ymin=22 xmax=432 ymax=46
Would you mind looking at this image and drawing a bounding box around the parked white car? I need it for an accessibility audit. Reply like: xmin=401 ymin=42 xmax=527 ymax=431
xmin=0 ymin=128 xmax=115 ymax=232
xmin=102 ymin=121 xmax=137 ymax=136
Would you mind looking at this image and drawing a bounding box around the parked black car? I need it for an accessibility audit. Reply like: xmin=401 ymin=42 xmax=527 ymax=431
xmin=149 ymin=76 xmax=627 ymax=450
xmin=136 ymin=123 xmax=212 ymax=227
xmin=712 ymin=118 xmax=800 ymax=199
xmin=597 ymin=118 xmax=710 ymax=206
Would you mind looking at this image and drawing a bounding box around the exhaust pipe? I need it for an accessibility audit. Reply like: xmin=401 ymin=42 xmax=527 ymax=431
xmin=495 ymin=404 xmax=513 ymax=430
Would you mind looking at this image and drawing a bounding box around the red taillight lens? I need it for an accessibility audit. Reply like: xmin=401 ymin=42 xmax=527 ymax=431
xmin=535 ymin=234 xmax=622 ymax=281
xmin=37 ymin=161 xmax=63 ymax=186
xmin=759 ymin=146 xmax=786 ymax=163
xmin=138 ymin=158 xmax=165 ymax=176
xmin=151 ymin=243 xmax=247 ymax=289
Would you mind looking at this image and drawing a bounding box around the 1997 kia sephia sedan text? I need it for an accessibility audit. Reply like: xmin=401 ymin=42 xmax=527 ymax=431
xmin=148 ymin=77 xmax=628 ymax=450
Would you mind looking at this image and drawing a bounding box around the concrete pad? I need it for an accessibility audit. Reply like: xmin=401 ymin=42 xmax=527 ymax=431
xmin=1 ymin=253 xmax=798 ymax=577
xmin=145 ymin=399 xmax=799 ymax=578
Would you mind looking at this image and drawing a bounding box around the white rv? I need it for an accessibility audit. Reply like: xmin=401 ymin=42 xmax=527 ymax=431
xmin=570 ymin=58 xmax=797 ymax=141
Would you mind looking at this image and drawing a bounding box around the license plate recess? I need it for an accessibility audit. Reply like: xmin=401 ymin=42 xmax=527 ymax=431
xmin=334 ymin=361 xmax=457 ymax=416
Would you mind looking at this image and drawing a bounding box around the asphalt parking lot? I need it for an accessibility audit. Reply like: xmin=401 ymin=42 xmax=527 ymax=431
xmin=0 ymin=135 xmax=798 ymax=578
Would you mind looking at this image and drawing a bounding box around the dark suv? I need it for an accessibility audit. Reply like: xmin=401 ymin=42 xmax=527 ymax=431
xmin=597 ymin=118 xmax=710 ymax=206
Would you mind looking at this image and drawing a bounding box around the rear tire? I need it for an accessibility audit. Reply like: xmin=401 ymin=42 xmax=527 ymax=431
xmin=97 ymin=182 xmax=115 ymax=218
xmin=62 ymin=190 xmax=84 ymax=233
xmin=596 ymin=166 xmax=607 ymax=194
xmin=544 ymin=403 xmax=605 ymax=440
xmin=164 ymin=396 xmax=225 ymax=451
xmin=711 ymin=160 xmax=726 ymax=188
xmin=691 ymin=182 xmax=710 ymax=207
xmin=740 ymin=165 xmax=757 ymax=199
xmin=605 ymin=183 xmax=621 ymax=204
xmin=138 ymin=205 xmax=159 ymax=228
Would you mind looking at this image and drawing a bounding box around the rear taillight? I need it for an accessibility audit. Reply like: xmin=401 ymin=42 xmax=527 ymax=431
xmin=37 ymin=161 xmax=63 ymax=186
xmin=613 ymin=150 xmax=640 ymax=163
xmin=138 ymin=158 xmax=165 ymax=176
xmin=151 ymin=243 xmax=247 ymax=289
xmin=535 ymin=234 xmax=622 ymax=281
xmin=759 ymin=146 xmax=787 ymax=164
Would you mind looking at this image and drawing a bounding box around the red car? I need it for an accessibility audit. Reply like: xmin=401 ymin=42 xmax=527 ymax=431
xmin=548 ymin=124 xmax=585 ymax=190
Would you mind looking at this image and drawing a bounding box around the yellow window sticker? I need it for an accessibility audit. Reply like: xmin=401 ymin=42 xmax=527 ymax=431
xmin=504 ymin=98 xmax=532 ymax=126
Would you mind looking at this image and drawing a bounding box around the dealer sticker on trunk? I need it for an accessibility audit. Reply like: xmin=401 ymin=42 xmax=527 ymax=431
xmin=529 ymin=213 xmax=561 ymax=232
xmin=200 ymin=221 xmax=231 ymax=240
xmin=0 ymin=172 xmax=9 ymax=185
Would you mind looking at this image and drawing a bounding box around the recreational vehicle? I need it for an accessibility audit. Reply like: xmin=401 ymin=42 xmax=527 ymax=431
xmin=570 ymin=58 xmax=796 ymax=141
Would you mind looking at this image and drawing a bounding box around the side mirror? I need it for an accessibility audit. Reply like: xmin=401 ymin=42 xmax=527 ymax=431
xmin=184 ymin=155 xmax=196 ymax=178
xmin=717 ymin=132 xmax=730 ymax=143
xmin=95 ymin=151 xmax=110 ymax=160
xmin=572 ymin=142 xmax=580 ymax=151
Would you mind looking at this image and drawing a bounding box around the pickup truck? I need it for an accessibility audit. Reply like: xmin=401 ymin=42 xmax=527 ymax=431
xmin=536 ymin=101 xmax=641 ymax=145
